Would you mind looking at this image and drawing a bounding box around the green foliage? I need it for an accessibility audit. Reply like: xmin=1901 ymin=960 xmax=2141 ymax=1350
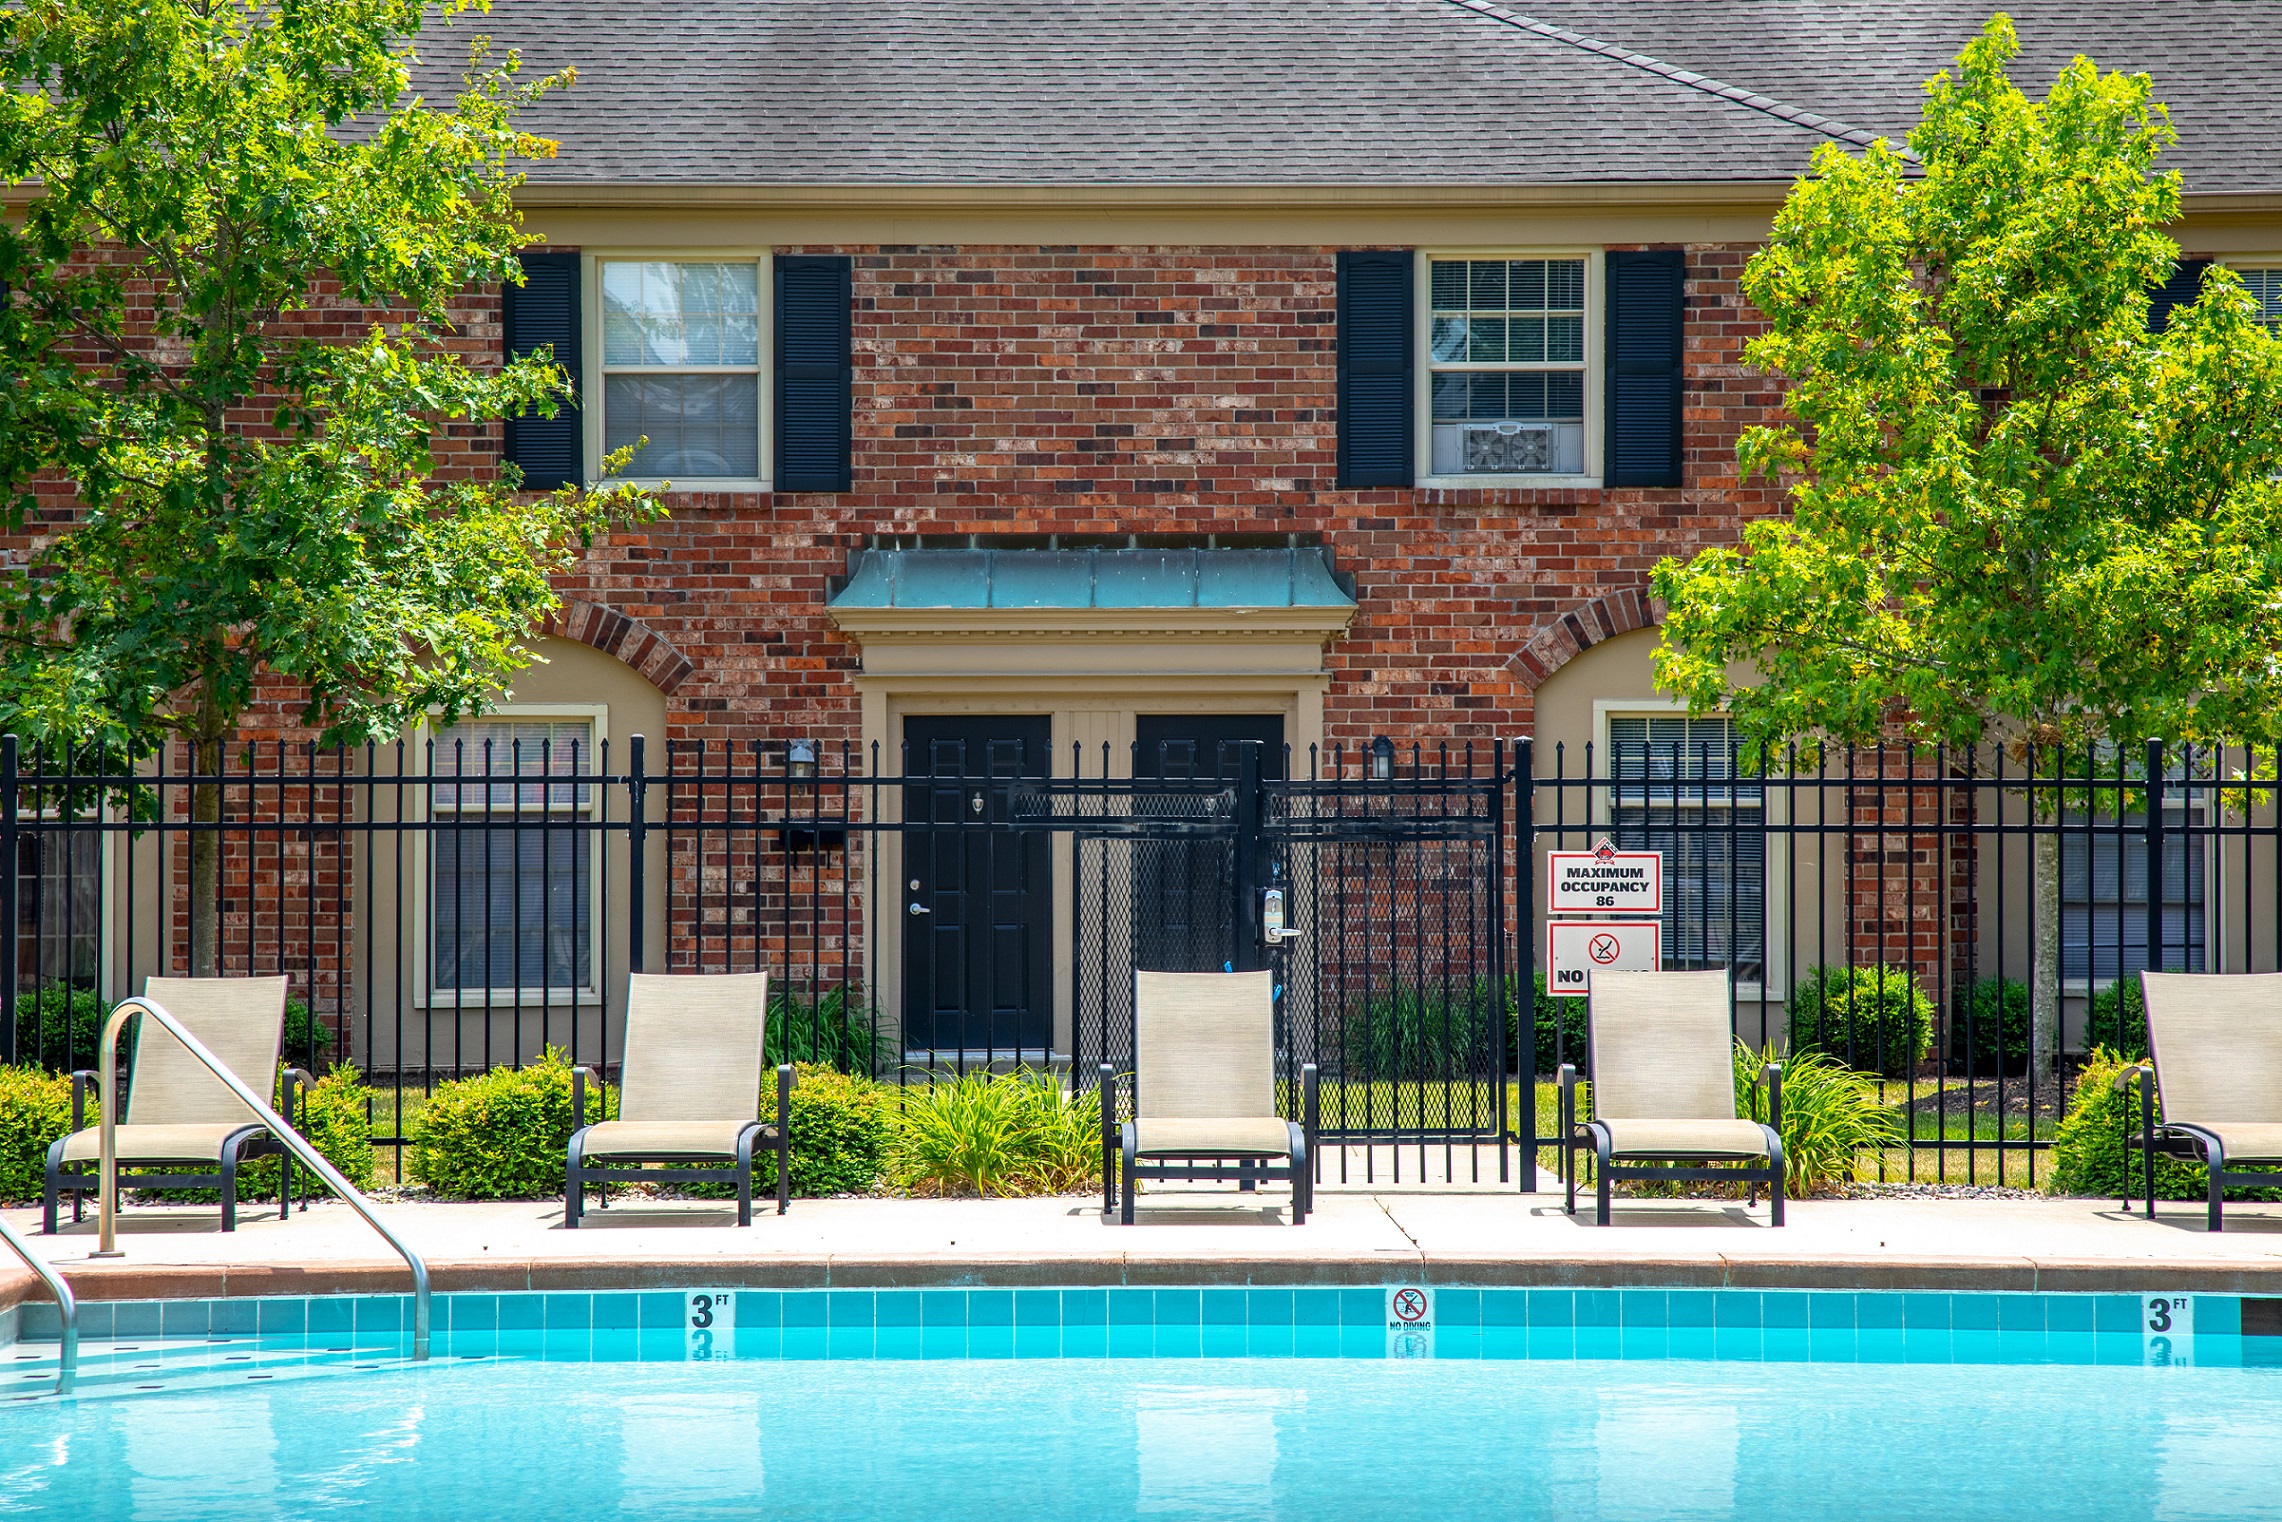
xmin=130 ymin=1063 xmax=376 ymax=1203
xmin=1515 ymin=973 xmax=1591 ymax=1078
xmin=407 ymin=1047 xmax=612 ymax=1199
xmin=767 ymin=985 xmax=879 ymax=1076
xmin=0 ymin=1064 xmax=78 ymax=1204
xmin=20 ymin=988 xmax=331 ymax=1076
xmin=889 ymin=1069 xmax=1103 ymax=1197
xmin=1734 ymin=1042 xmax=1897 ymax=1195
xmin=1339 ymin=979 xmax=1499 ymax=1080
xmin=1948 ymin=977 xmax=2032 ymax=1076
xmin=2086 ymin=974 xmax=2159 ymax=1061
xmin=756 ymin=1063 xmax=894 ymax=1198
xmin=2051 ymin=1048 xmax=2281 ymax=1200
xmin=1786 ymin=964 xmax=1935 ymax=1076
xmin=280 ymin=1000 xmax=339 ymax=1071
xmin=1651 ymin=16 xmax=2282 ymax=759
xmin=0 ymin=0 xmax=661 ymax=764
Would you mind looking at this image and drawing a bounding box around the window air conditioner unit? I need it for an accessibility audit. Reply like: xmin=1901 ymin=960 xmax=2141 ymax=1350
xmin=1461 ymin=421 xmax=1554 ymax=473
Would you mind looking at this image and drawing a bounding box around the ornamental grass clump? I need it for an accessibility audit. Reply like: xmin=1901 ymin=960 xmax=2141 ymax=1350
xmin=890 ymin=1069 xmax=1102 ymax=1197
xmin=1734 ymin=1041 xmax=1896 ymax=1196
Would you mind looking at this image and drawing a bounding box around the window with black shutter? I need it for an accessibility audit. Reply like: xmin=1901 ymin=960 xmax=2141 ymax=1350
xmin=502 ymin=251 xmax=583 ymax=490
xmin=2148 ymin=256 xmax=2211 ymax=333
xmin=1603 ymin=249 xmax=1685 ymax=490
xmin=1336 ymin=250 xmax=1413 ymax=488
xmin=775 ymin=256 xmax=853 ymax=492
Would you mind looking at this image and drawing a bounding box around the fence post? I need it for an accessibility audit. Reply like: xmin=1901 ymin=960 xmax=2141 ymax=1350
xmin=1515 ymin=736 xmax=1536 ymax=1193
xmin=2145 ymin=736 xmax=2165 ymax=979
xmin=1 ymin=734 xmax=15 ymax=1065
xmin=1232 ymin=740 xmax=1265 ymax=975
xmin=628 ymin=734 xmax=648 ymax=975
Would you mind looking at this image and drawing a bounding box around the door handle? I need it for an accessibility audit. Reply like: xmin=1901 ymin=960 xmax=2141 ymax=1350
xmin=908 ymin=902 xmax=932 ymax=916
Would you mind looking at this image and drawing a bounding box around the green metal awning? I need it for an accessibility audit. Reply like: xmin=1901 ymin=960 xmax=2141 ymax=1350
xmin=827 ymin=546 xmax=1355 ymax=612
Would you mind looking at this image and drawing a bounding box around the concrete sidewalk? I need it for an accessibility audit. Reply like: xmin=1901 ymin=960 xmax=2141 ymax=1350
xmin=9 ymin=1184 xmax=2282 ymax=1304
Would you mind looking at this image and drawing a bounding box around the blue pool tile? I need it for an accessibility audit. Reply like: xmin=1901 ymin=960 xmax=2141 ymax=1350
xmin=1155 ymin=1290 xmax=1201 ymax=1326
xmin=1950 ymin=1296 xmax=2001 ymax=1332
xmin=875 ymin=1327 xmax=924 ymax=1360
xmin=1437 ymin=1289 xmax=1482 ymax=1328
xmin=969 ymin=1326 xmax=1015 ymax=1359
xmin=2044 ymin=1296 xmax=2094 ymax=1333
xmin=1293 ymin=1325 xmax=1340 ymax=1359
xmin=827 ymin=1291 xmax=874 ymax=1329
xmin=2095 ymin=1295 xmax=2143 ymax=1334
xmin=1620 ymin=1328 xmax=1670 ymax=1360
xmin=445 ymin=1296 xmax=495 ymax=1335
xmin=632 ymin=1330 xmax=685 ymax=1363
xmin=1666 ymin=1291 xmax=1714 ymax=1328
xmin=1762 ymin=1293 xmax=1809 ymax=1329
xmin=1479 ymin=1327 xmax=1527 ymax=1360
xmin=1809 ymin=1293 xmax=1855 ymax=1331
xmin=1574 ymin=1327 xmax=1622 ymax=1360
xmin=1666 ymin=1328 xmax=1716 ymax=1361
xmin=1855 ymin=1294 xmax=1903 ymax=1330
xmin=968 ymin=1291 xmax=1013 ymax=1327
xmin=1481 ymin=1289 xmax=1527 ymax=1327
xmin=732 ymin=1328 xmax=781 ymax=1361
xmin=161 ymin=1299 xmax=211 ymax=1339
xmin=1856 ymin=1329 xmax=1908 ymax=1364
xmin=1807 ymin=1328 xmax=1857 ymax=1363
xmin=1248 ymin=1289 xmax=1294 ymax=1327
xmin=1762 ymin=1329 xmax=1811 ymax=1363
xmin=256 ymin=1298 xmax=307 ymax=1335
xmin=1014 ymin=1290 xmax=1060 ymax=1328
xmin=1620 ymin=1290 xmax=1667 ymax=1327
xmin=1714 ymin=1292 xmax=1761 ymax=1329
xmin=495 ymin=1294 xmax=542 ymax=1332
xmin=1712 ymin=1327 xmax=1761 ymax=1361
xmin=920 ymin=1326 xmax=966 ymax=1360
xmin=1062 ymin=1325 xmax=1108 ymax=1359
xmin=1575 ymin=1290 xmax=1620 ymax=1327
xmin=590 ymin=1293 xmax=640 ymax=1330
xmin=543 ymin=1294 xmax=591 ymax=1332
xmin=1108 ymin=1324 xmax=1154 ymax=1358
xmin=874 ymin=1291 xmax=921 ymax=1328
xmin=354 ymin=1296 xmax=404 ymax=1336
xmin=781 ymin=1326 xmax=827 ymax=1359
xmin=636 ymin=1292 xmax=683 ymax=1331
xmin=1952 ymin=1330 xmax=2007 ymax=1364
xmin=734 ymin=1292 xmax=781 ymax=1331
xmin=1202 ymin=1289 xmax=1247 ymax=1326
xmin=1156 ymin=1325 xmax=1202 ymax=1358
xmin=1901 ymin=1294 xmax=1952 ymax=1331
xmin=305 ymin=1297 xmax=353 ymax=1336
xmin=1527 ymin=1289 xmax=1573 ymax=1326
xmin=210 ymin=1299 xmax=257 ymax=1335
xmin=825 ymin=1326 xmax=874 ymax=1359
xmin=1109 ymin=1289 xmax=1154 ymax=1326
xmin=1062 ymin=1290 xmax=1107 ymax=1326
xmin=784 ymin=1293 xmax=829 ymax=1330
xmin=1013 ymin=1325 xmax=1060 ymax=1359
xmin=2196 ymin=1297 xmax=2243 ymax=1337
xmin=1249 ymin=1324 xmax=1295 ymax=1358
xmin=1199 ymin=1323 xmax=1247 ymax=1357
xmin=1996 ymin=1295 xmax=2045 ymax=1333
xmin=20 ymin=1302 xmax=59 ymax=1339
xmin=1339 ymin=1326 xmax=1381 ymax=1359
xmin=1293 ymin=1289 xmax=1340 ymax=1327
xmin=1901 ymin=1329 xmax=1953 ymax=1362
xmin=1338 ymin=1289 xmax=1378 ymax=1327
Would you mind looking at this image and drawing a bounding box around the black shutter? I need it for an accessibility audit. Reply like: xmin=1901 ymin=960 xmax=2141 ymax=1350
xmin=1604 ymin=249 xmax=1686 ymax=489
xmin=1336 ymin=250 xmax=1414 ymax=488
xmin=2148 ymin=256 xmax=2211 ymax=333
xmin=501 ymin=251 xmax=582 ymax=490
xmin=776 ymin=255 xmax=853 ymax=491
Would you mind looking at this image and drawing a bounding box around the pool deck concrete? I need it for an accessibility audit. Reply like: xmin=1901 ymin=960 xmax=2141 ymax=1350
xmin=8 ymin=1175 xmax=2282 ymax=1309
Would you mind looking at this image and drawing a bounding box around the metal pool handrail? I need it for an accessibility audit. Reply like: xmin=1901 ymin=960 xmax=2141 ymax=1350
xmin=95 ymin=996 xmax=432 ymax=1361
xmin=0 ymin=1211 xmax=75 ymax=1395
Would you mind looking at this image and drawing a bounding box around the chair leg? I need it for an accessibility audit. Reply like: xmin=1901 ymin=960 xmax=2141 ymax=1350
xmin=280 ymin=1146 xmax=293 ymax=1221
xmin=2207 ymin=1141 xmax=2227 ymax=1233
xmin=1289 ymin=1131 xmax=1309 ymax=1227
xmin=1594 ymin=1132 xmax=1613 ymax=1227
xmin=1763 ymin=1127 xmax=1787 ymax=1228
xmin=42 ymin=1142 xmax=62 ymax=1235
xmin=736 ymin=1130 xmax=757 ymax=1228
xmin=221 ymin=1152 xmax=239 ymax=1233
xmin=564 ymin=1137 xmax=584 ymax=1228
xmin=1120 ymin=1128 xmax=1137 ymax=1226
xmin=1564 ymin=1140 xmax=1577 ymax=1217
xmin=776 ymin=1125 xmax=792 ymax=1217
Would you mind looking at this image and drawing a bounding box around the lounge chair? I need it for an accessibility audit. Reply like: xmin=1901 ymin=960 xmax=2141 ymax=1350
xmin=565 ymin=971 xmax=793 ymax=1227
xmin=1561 ymin=968 xmax=1785 ymax=1226
xmin=43 ymin=975 xmax=311 ymax=1233
xmin=2118 ymin=971 xmax=2282 ymax=1231
xmin=1101 ymin=969 xmax=1318 ymax=1226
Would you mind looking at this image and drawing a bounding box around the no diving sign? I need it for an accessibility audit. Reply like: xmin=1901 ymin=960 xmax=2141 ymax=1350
xmin=1548 ymin=840 xmax=1663 ymax=914
xmin=1547 ymin=920 xmax=1662 ymax=997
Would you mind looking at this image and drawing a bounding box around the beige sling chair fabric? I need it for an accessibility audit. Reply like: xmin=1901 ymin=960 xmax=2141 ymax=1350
xmin=2141 ymin=972 xmax=2282 ymax=1164
xmin=1131 ymin=969 xmax=1289 ymax=1156
xmin=1585 ymin=969 xmax=1769 ymax=1159
xmin=578 ymin=972 xmax=770 ymax=1159
xmin=60 ymin=976 xmax=291 ymax=1164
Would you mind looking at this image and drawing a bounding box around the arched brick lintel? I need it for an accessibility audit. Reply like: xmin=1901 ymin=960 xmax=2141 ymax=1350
xmin=541 ymin=599 xmax=695 ymax=697
xmin=1512 ymin=586 xmax=1659 ymax=691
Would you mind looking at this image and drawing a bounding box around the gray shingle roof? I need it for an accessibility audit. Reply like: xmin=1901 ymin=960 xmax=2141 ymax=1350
xmin=448 ymin=0 xmax=2280 ymax=192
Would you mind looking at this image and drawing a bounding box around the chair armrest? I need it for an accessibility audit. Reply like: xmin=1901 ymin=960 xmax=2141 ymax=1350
xmin=282 ymin=1068 xmax=317 ymax=1128
xmin=776 ymin=1063 xmax=795 ymax=1126
xmin=571 ymin=1066 xmax=596 ymax=1132
xmin=1558 ymin=1063 xmax=1579 ymax=1136
xmin=71 ymin=1070 xmax=95 ymax=1130
xmin=2112 ymin=1063 xmax=2153 ymax=1094
xmin=1760 ymin=1061 xmax=1783 ymax=1134
xmin=1301 ymin=1063 xmax=1320 ymax=1147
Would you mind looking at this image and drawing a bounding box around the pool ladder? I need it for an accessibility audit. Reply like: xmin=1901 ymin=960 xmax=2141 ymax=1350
xmin=0 ymin=1210 xmax=76 ymax=1395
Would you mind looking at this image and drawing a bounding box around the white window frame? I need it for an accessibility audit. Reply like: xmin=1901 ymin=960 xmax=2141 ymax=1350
xmin=1592 ymin=700 xmax=1785 ymax=1000
xmin=584 ymin=251 xmax=773 ymax=492
xmin=2216 ymin=254 xmax=2282 ymax=333
xmin=2060 ymin=793 xmax=2213 ymax=997
xmin=13 ymin=796 xmax=114 ymax=1003
xmin=412 ymin=703 xmax=608 ymax=1009
xmin=1415 ymin=248 xmax=1604 ymax=490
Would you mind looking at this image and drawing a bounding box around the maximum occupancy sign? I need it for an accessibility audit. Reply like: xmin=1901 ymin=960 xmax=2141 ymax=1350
xmin=1546 ymin=839 xmax=1663 ymax=914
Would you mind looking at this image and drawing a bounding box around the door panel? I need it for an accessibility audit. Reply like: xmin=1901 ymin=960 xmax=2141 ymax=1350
xmin=1130 ymin=715 xmax=1283 ymax=973
xmin=901 ymin=716 xmax=1052 ymax=1055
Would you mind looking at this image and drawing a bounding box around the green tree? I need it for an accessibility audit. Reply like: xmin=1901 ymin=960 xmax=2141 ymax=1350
xmin=0 ymin=0 xmax=657 ymax=973
xmin=1651 ymin=16 xmax=2282 ymax=1086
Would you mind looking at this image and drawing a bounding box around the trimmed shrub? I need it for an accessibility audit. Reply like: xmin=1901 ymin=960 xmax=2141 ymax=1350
xmin=1786 ymin=964 xmax=1935 ymax=1077
xmin=1948 ymin=976 xmax=2031 ymax=1076
xmin=1734 ymin=1041 xmax=1897 ymax=1196
xmin=2050 ymin=1047 xmax=2282 ymax=1201
xmin=757 ymin=1063 xmax=895 ymax=1197
xmin=2084 ymin=974 xmax=2174 ymax=1062
xmin=131 ymin=1065 xmax=377 ymax=1204
xmin=0 ymin=1064 xmax=79 ymax=1204
xmin=407 ymin=1048 xmax=613 ymax=1199
xmin=890 ymin=1069 xmax=1103 ymax=1197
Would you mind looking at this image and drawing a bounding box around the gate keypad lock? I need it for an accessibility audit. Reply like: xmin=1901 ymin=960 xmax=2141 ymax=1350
xmin=1261 ymin=887 xmax=1301 ymax=945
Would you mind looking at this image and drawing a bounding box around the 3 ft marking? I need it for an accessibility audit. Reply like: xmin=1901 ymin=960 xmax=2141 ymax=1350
xmin=688 ymin=1290 xmax=738 ymax=1362
xmin=2144 ymin=1294 xmax=2194 ymax=1367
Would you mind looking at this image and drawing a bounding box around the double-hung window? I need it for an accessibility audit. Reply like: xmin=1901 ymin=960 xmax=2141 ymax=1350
xmin=1427 ymin=256 xmax=1590 ymax=477
xmin=2061 ymin=808 xmax=2206 ymax=985
xmin=1604 ymin=714 xmax=1765 ymax=985
xmin=13 ymin=814 xmax=99 ymax=993
xmin=2240 ymin=267 xmax=2282 ymax=333
xmin=599 ymin=260 xmax=764 ymax=481
xmin=429 ymin=717 xmax=597 ymax=1001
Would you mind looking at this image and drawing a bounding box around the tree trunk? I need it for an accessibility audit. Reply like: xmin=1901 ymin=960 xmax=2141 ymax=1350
xmin=188 ymin=726 xmax=223 ymax=978
xmin=2031 ymin=826 xmax=2062 ymax=1091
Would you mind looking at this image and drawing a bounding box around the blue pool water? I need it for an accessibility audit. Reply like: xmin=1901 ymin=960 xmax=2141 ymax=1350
xmin=5 ymin=1291 xmax=2281 ymax=1521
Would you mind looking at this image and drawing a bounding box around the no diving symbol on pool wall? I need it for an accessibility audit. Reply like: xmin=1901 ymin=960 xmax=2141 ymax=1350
xmin=1386 ymin=1287 xmax=1436 ymax=1359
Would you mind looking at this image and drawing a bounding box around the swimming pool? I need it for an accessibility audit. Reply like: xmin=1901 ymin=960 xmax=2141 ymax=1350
xmin=6 ymin=1287 xmax=2280 ymax=1521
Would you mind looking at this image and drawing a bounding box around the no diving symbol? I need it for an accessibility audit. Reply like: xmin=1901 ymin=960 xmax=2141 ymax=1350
xmin=1588 ymin=933 xmax=1622 ymax=965
xmin=1392 ymin=1289 xmax=1429 ymax=1324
